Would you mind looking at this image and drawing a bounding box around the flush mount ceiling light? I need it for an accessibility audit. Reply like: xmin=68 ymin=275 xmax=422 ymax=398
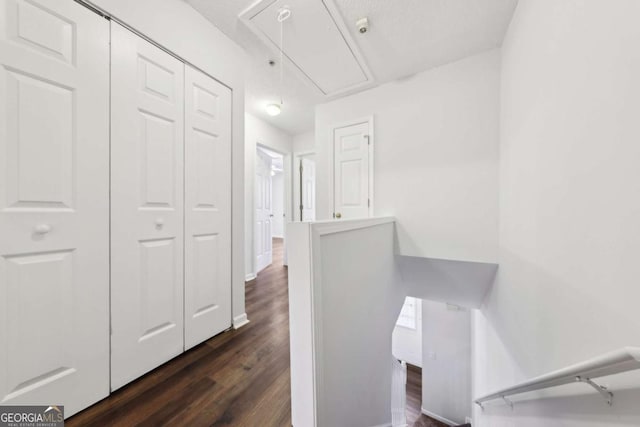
xmin=265 ymin=103 xmax=282 ymax=116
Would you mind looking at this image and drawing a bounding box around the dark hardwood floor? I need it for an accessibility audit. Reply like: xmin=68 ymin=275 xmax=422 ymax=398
xmin=406 ymin=365 xmax=449 ymax=427
xmin=68 ymin=239 xmax=291 ymax=427
xmin=68 ymin=237 xmax=450 ymax=427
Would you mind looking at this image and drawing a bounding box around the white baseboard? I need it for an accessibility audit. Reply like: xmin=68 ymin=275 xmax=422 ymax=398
xmin=233 ymin=313 xmax=250 ymax=329
xmin=245 ymin=273 xmax=256 ymax=282
xmin=421 ymin=408 xmax=457 ymax=426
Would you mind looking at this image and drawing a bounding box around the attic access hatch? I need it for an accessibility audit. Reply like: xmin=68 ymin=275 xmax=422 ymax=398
xmin=240 ymin=0 xmax=373 ymax=97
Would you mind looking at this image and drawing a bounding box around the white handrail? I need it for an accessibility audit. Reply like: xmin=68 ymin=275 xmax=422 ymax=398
xmin=475 ymin=347 xmax=640 ymax=408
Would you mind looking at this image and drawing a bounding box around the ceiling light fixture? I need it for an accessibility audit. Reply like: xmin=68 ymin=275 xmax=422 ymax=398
xmin=266 ymin=103 xmax=282 ymax=116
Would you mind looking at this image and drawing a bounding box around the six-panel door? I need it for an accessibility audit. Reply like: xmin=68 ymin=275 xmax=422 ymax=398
xmin=0 ymin=0 xmax=110 ymax=416
xmin=333 ymin=121 xmax=371 ymax=219
xmin=184 ymin=66 xmax=232 ymax=350
xmin=110 ymin=23 xmax=185 ymax=391
xmin=0 ymin=2 xmax=234 ymax=412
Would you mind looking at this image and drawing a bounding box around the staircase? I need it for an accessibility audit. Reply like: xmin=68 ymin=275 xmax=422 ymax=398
xmin=288 ymin=217 xmax=491 ymax=426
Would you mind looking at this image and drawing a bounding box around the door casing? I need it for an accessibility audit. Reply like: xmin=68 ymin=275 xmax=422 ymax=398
xmin=331 ymin=116 xmax=374 ymax=219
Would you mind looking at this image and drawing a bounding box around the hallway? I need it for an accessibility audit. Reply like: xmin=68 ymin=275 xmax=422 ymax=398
xmin=68 ymin=239 xmax=291 ymax=426
xmin=68 ymin=237 xmax=434 ymax=426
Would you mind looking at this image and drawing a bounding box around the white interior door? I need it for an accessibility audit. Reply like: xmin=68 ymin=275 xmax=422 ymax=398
xmin=255 ymin=150 xmax=273 ymax=272
xmin=0 ymin=0 xmax=110 ymax=416
xmin=333 ymin=121 xmax=371 ymax=219
xmin=301 ymin=157 xmax=316 ymax=221
xmin=184 ymin=65 xmax=232 ymax=349
xmin=110 ymin=23 xmax=185 ymax=390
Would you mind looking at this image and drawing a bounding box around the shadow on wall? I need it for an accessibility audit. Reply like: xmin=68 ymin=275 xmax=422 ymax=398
xmin=478 ymin=249 xmax=640 ymax=425
xmin=480 ymin=387 xmax=640 ymax=426
xmin=480 ymin=249 xmax=639 ymax=382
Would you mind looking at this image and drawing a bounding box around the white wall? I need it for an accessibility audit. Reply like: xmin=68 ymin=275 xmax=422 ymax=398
xmin=287 ymin=218 xmax=404 ymax=427
xmin=422 ymin=301 xmax=471 ymax=425
xmin=474 ymin=1 xmax=640 ymax=426
xmin=86 ymin=0 xmax=248 ymax=326
xmin=293 ymin=130 xmax=315 ymax=153
xmin=272 ymin=172 xmax=285 ymax=238
xmin=315 ymin=51 xmax=500 ymax=263
xmin=245 ymin=113 xmax=293 ymax=279
xmin=392 ymin=298 xmax=422 ymax=368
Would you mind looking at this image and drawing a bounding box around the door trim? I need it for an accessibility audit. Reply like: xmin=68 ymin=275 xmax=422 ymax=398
xmin=253 ymin=143 xmax=292 ymax=273
xmin=255 ymin=147 xmax=273 ymax=274
xmin=293 ymin=150 xmax=316 ymax=222
xmin=330 ymin=116 xmax=374 ymax=218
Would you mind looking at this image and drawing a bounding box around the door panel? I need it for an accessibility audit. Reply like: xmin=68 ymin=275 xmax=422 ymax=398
xmin=110 ymin=23 xmax=185 ymax=390
xmin=0 ymin=0 xmax=110 ymax=416
xmin=140 ymin=112 xmax=177 ymax=206
xmin=184 ymin=66 xmax=232 ymax=349
xmin=333 ymin=122 xmax=370 ymax=219
xmin=6 ymin=71 xmax=74 ymax=208
xmin=255 ymin=150 xmax=273 ymax=272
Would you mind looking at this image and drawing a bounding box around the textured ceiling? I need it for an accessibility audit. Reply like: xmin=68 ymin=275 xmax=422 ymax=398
xmin=185 ymin=0 xmax=518 ymax=135
xmin=334 ymin=0 xmax=518 ymax=83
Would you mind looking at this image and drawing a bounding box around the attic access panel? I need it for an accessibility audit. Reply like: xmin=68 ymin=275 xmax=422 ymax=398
xmin=242 ymin=0 xmax=373 ymax=96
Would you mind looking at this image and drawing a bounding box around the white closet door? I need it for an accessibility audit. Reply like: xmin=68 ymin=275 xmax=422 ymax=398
xmin=184 ymin=66 xmax=232 ymax=349
xmin=0 ymin=0 xmax=109 ymax=416
xmin=110 ymin=23 xmax=185 ymax=390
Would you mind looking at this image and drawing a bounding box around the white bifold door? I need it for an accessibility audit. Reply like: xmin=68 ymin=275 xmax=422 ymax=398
xmin=110 ymin=23 xmax=233 ymax=387
xmin=184 ymin=67 xmax=232 ymax=349
xmin=0 ymin=0 xmax=110 ymax=416
xmin=110 ymin=23 xmax=185 ymax=390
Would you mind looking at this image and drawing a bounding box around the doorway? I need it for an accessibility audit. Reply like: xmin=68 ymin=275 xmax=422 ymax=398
xmin=293 ymin=152 xmax=317 ymax=222
xmin=332 ymin=117 xmax=374 ymax=220
xmin=255 ymin=146 xmax=286 ymax=273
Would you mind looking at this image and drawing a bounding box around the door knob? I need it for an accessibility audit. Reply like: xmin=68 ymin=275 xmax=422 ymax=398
xmin=155 ymin=218 xmax=164 ymax=228
xmin=34 ymin=224 xmax=52 ymax=234
xmin=335 ymin=213 xmax=342 ymax=219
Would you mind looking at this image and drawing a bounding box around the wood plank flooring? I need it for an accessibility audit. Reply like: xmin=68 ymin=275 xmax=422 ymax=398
xmin=68 ymin=239 xmax=291 ymax=427
xmin=68 ymin=237 xmax=448 ymax=427
xmin=406 ymin=364 xmax=449 ymax=427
